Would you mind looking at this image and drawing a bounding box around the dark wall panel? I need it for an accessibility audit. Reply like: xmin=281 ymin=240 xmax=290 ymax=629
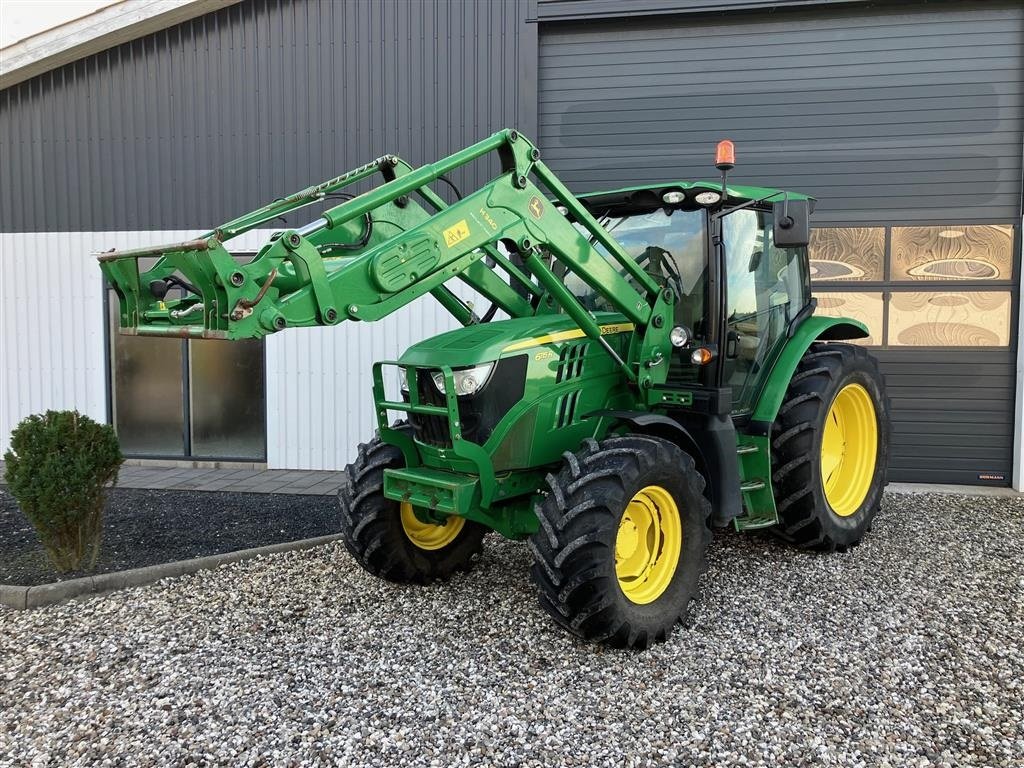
xmin=0 ymin=0 xmax=535 ymax=232
xmin=875 ymin=350 xmax=1016 ymax=485
xmin=537 ymin=0 xmax=871 ymax=21
xmin=538 ymin=1 xmax=1024 ymax=224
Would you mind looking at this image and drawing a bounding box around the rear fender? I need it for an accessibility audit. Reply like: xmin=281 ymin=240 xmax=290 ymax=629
xmin=749 ymin=315 xmax=869 ymax=430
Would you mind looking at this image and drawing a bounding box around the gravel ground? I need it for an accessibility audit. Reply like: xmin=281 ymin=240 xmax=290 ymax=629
xmin=1 ymin=491 xmax=1021 ymax=767
xmin=0 ymin=487 xmax=338 ymax=586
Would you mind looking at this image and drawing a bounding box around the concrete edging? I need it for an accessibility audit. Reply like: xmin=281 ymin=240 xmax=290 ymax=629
xmin=886 ymin=482 xmax=1021 ymax=498
xmin=0 ymin=533 xmax=343 ymax=610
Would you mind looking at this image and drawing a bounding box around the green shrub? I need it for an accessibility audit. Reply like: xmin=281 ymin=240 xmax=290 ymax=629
xmin=4 ymin=411 xmax=123 ymax=573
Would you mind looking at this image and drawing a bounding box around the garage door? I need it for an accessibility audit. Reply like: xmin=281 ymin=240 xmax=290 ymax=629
xmin=538 ymin=1 xmax=1023 ymax=485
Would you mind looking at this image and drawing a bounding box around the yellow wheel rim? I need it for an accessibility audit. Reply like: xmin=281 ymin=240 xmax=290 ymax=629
xmin=615 ymin=485 xmax=682 ymax=605
xmin=821 ymin=383 xmax=879 ymax=517
xmin=400 ymin=502 xmax=465 ymax=550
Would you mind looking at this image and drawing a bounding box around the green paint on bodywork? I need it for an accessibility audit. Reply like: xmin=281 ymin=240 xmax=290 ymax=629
xmin=399 ymin=312 xmax=631 ymax=367
xmin=750 ymin=316 xmax=869 ymax=425
xmin=372 ymin=310 xmax=637 ymax=536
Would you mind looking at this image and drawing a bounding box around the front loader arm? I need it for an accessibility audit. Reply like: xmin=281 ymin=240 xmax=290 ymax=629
xmin=101 ymin=129 xmax=676 ymax=385
xmin=100 ymin=148 xmax=526 ymax=339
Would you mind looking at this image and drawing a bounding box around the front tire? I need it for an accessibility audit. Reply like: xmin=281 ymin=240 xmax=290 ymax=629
xmin=338 ymin=431 xmax=485 ymax=583
xmin=529 ymin=435 xmax=712 ymax=649
xmin=770 ymin=342 xmax=890 ymax=550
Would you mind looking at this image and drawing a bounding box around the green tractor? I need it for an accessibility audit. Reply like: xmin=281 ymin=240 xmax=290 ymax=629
xmin=101 ymin=130 xmax=890 ymax=648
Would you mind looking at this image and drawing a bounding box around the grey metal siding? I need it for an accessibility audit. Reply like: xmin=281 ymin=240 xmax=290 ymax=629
xmin=876 ymin=350 xmax=1017 ymax=485
xmin=538 ymin=1 xmax=1023 ymax=224
xmin=0 ymin=0 xmax=534 ymax=232
xmin=537 ymin=0 xmax=871 ymax=22
xmin=539 ymin=1 xmax=1023 ymax=485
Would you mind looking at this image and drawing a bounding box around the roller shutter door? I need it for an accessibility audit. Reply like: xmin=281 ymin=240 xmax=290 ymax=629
xmin=539 ymin=1 xmax=1023 ymax=485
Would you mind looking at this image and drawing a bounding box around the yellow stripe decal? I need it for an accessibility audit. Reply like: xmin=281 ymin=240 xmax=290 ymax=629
xmin=502 ymin=323 xmax=635 ymax=353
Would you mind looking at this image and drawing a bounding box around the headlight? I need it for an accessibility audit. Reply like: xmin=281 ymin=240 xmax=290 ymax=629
xmin=669 ymin=325 xmax=691 ymax=347
xmin=431 ymin=362 xmax=495 ymax=397
xmin=399 ymin=367 xmax=409 ymax=392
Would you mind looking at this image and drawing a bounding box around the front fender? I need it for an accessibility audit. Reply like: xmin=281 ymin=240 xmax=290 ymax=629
xmin=593 ymin=410 xmax=743 ymax=527
xmin=749 ymin=315 xmax=869 ymax=428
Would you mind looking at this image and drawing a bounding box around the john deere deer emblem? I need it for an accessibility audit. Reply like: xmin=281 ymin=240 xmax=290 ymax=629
xmin=528 ymin=196 xmax=544 ymax=219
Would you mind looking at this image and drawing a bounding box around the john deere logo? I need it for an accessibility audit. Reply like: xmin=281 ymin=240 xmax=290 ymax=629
xmin=528 ymin=196 xmax=544 ymax=219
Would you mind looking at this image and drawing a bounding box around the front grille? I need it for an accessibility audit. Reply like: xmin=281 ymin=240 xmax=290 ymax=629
xmin=406 ymin=356 xmax=528 ymax=450
xmin=410 ymin=375 xmax=453 ymax=448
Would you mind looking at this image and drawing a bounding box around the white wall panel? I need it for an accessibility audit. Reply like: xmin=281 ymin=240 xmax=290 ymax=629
xmin=0 ymin=230 xmax=476 ymax=469
xmin=0 ymin=229 xmax=280 ymax=453
xmin=1 ymin=232 xmax=109 ymax=451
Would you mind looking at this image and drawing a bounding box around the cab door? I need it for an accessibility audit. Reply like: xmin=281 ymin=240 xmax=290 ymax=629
xmin=719 ymin=208 xmax=811 ymax=415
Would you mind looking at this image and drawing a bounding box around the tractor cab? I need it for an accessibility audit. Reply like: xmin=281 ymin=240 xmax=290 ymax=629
xmin=569 ymin=180 xmax=815 ymax=417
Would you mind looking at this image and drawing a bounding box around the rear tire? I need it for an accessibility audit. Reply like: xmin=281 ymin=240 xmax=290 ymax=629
xmin=529 ymin=435 xmax=712 ymax=649
xmin=770 ymin=342 xmax=890 ymax=550
xmin=338 ymin=430 xmax=485 ymax=583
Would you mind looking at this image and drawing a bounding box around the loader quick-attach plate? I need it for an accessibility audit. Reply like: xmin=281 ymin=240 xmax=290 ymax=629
xmin=383 ymin=467 xmax=479 ymax=519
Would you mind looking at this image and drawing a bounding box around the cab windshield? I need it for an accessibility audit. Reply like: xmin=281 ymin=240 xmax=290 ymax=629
xmin=564 ymin=209 xmax=708 ymax=336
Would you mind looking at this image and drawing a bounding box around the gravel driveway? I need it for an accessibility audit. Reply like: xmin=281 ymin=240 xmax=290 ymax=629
xmin=1 ymin=492 xmax=1021 ymax=767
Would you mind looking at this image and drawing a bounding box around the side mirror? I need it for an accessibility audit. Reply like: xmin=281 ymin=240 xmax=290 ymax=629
xmin=772 ymin=199 xmax=811 ymax=247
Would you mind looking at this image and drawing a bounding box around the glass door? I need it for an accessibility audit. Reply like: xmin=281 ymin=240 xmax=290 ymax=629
xmin=720 ymin=208 xmax=811 ymax=414
xmin=107 ymin=291 xmax=266 ymax=460
xmin=188 ymin=338 xmax=266 ymax=459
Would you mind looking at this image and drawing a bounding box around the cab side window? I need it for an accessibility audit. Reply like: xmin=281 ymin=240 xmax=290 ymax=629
xmin=722 ymin=209 xmax=810 ymax=413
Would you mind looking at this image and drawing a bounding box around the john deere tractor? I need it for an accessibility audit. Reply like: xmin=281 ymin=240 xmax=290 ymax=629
xmin=101 ymin=129 xmax=890 ymax=649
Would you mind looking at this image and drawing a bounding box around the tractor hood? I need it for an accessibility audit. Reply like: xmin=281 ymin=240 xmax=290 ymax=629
xmin=399 ymin=312 xmax=633 ymax=368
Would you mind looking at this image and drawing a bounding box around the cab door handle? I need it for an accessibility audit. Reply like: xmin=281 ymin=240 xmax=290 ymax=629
xmin=726 ymin=330 xmax=740 ymax=359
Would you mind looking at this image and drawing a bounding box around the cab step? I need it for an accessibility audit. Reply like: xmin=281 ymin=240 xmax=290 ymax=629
xmin=733 ymin=435 xmax=778 ymax=531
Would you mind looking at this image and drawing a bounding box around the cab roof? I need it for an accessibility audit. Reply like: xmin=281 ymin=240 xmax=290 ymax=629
xmin=577 ymin=181 xmax=815 ymax=214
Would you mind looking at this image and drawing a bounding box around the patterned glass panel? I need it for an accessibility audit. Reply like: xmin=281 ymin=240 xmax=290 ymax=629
xmin=891 ymin=225 xmax=1013 ymax=282
xmin=809 ymin=227 xmax=884 ymax=282
xmin=888 ymin=292 xmax=1011 ymax=347
xmin=814 ymin=292 xmax=884 ymax=346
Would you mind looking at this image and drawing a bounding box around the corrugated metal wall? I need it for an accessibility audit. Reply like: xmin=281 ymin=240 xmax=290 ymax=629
xmin=0 ymin=0 xmax=534 ymax=232
xmin=265 ymin=287 xmax=478 ymax=469
xmin=536 ymin=0 xmax=863 ymax=21
xmin=0 ymin=233 xmax=137 ymax=452
xmin=538 ymin=1 xmax=1023 ymax=224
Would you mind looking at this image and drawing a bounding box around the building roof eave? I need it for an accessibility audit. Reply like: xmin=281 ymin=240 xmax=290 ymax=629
xmin=0 ymin=0 xmax=242 ymax=91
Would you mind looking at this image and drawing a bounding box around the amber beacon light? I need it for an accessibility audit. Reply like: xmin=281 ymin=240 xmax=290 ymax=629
xmin=714 ymin=139 xmax=735 ymax=202
xmin=715 ymin=139 xmax=736 ymax=171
